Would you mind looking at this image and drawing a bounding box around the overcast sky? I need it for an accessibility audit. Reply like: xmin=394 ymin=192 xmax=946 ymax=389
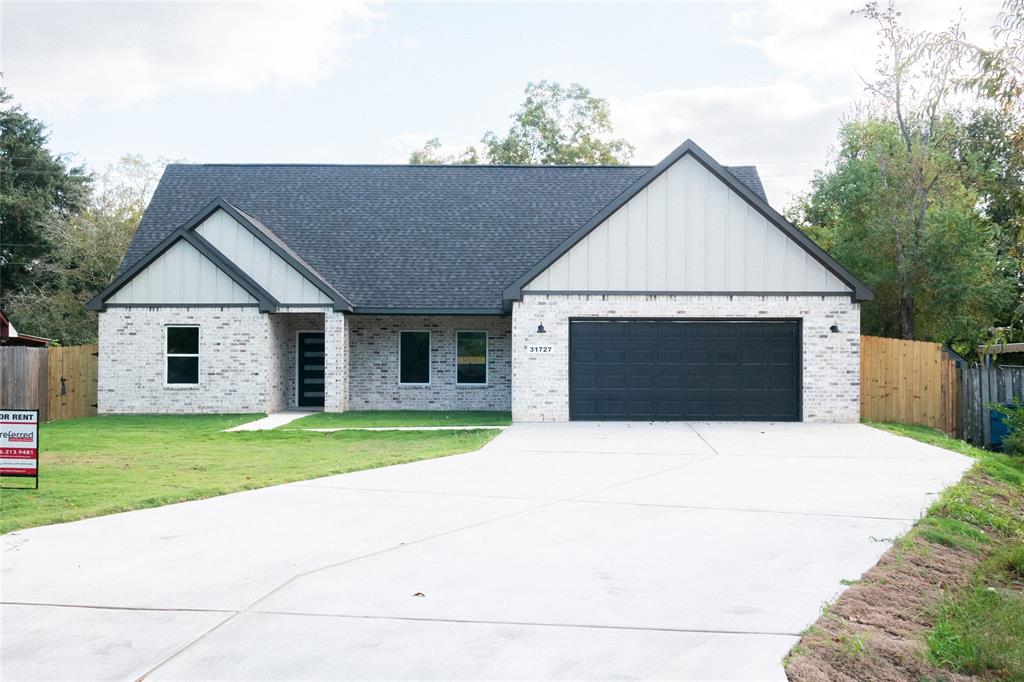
xmin=1 ymin=0 xmax=1005 ymax=207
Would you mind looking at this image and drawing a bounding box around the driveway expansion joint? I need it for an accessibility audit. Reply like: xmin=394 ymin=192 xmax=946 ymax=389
xmin=246 ymin=609 xmax=803 ymax=638
xmin=134 ymin=450 xmax=723 ymax=679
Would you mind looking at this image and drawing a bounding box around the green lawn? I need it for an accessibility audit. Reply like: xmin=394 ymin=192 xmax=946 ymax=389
xmin=286 ymin=410 xmax=512 ymax=429
xmin=872 ymin=423 xmax=1024 ymax=679
xmin=0 ymin=414 xmax=499 ymax=534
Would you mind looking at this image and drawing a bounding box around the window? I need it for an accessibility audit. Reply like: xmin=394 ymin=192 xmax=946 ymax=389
xmin=166 ymin=326 xmax=199 ymax=384
xmin=456 ymin=331 xmax=487 ymax=384
xmin=399 ymin=331 xmax=430 ymax=384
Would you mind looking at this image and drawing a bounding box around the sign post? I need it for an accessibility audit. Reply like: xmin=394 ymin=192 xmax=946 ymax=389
xmin=0 ymin=409 xmax=39 ymax=489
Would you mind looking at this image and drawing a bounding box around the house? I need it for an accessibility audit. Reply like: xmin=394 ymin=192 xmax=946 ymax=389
xmin=87 ymin=139 xmax=871 ymax=422
xmin=0 ymin=311 xmax=50 ymax=347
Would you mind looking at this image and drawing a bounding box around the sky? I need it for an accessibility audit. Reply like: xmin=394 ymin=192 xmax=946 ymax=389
xmin=1 ymin=0 xmax=1007 ymax=208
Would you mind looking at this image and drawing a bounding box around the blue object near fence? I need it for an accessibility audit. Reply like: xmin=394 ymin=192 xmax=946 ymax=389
xmin=990 ymin=402 xmax=1018 ymax=450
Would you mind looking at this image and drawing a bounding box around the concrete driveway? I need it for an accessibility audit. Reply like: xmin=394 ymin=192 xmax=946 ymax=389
xmin=2 ymin=422 xmax=971 ymax=680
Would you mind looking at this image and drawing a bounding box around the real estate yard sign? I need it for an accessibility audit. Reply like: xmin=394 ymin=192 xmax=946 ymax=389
xmin=0 ymin=409 xmax=39 ymax=488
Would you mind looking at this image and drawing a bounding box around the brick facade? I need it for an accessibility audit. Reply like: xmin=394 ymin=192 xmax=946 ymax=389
xmin=267 ymin=310 xmax=325 ymax=413
xmin=99 ymin=297 xmax=858 ymax=421
xmin=98 ymin=307 xmax=271 ymax=414
xmin=511 ymin=294 xmax=860 ymax=423
xmin=347 ymin=315 xmax=512 ymax=411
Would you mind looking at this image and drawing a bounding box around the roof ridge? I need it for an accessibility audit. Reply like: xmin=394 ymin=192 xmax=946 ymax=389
xmin=171 ymin=163 xmax=656 ymax=169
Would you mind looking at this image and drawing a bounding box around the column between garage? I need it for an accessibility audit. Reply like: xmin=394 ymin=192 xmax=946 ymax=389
xmin=511 ymin=294 xmax=860 ymax=423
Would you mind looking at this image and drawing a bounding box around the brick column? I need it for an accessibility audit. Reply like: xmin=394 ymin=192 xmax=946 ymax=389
xmin=324 ymin=311 xmax=349 ymax=412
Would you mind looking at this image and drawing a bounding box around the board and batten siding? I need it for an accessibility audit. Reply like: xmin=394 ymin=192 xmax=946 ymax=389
xmin=107 ymin=239 xmax=256 ymax=305
xmin=524 ymin=155 xmax=850 ymax=294
xmin=195 ymin=209 xmax=333 ymax=305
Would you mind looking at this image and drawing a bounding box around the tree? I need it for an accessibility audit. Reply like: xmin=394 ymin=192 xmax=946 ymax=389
xmin=408 ymin=138 xmax=480 ymax=165
xmin=795 ymin=119 xmax=1014 ymax=345
xmin=5 ymin=156 xmax=163 ymax=344
xmin=409 ymin=81 xmax=634 ymax=165
xmin=792 ymin=4 xmax=1018 ymax=345
xmin=960 ymin=0 xmax=1024 ymax=120
xmin=955 ymin=0 xmax=1024 ymax=343
xmin=0 ymin=88 xmax=91 ymax=299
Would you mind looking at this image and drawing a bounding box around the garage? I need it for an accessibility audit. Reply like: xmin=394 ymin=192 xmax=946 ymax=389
xmin=569 ymin=319 xmax=801 ymax=422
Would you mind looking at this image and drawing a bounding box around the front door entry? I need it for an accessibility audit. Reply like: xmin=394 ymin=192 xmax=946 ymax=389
xmin=297 ymin=332 xmax=325 ymax=408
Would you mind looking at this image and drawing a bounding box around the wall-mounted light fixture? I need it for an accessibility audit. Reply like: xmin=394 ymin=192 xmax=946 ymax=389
xmin=830 ymin=323 xmax=840 ymax=333
xmin=537 ymin=324 xmax=546 ymax=334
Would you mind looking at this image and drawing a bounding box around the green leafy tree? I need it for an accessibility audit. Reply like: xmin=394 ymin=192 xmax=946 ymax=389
xmin=792 ymin=4 xmax=1018 ymax=345
xmin=955 ymin=0 xmax=1024 ymax=344
xmin=5 ymin=156 xmax=163 ymax=344
xmin=0 ymin=88 xmax=91 ymax=299
xmin=408 ymin=138 xmax=479 ymax=165
xmin=410 ymin=81 xmax=634 ymax=165
xmin=795 ymin=119 xmax=1014 ymax=345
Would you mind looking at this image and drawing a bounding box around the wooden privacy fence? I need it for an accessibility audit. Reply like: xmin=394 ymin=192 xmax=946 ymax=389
xmin=0 ymin=346 xmax=49 ymax=421
xmin=47 ymin=344 xmax=99 ymax=421
xmin=860 ymin=335 xmax=960 ymax=434
xmin=961 ymin=364 xmax=1024 ymax=447
xmin=0 ymin=344 xmax=98 ymax=422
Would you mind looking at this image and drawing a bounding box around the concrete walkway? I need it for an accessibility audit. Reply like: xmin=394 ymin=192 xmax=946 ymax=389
xmin=223 ymin=410 xmax=317 ymax=431
xmin=1 ymin=422 xmax=972 ymax=680
xmin=303 ymin=425 xmax=508 ymax=432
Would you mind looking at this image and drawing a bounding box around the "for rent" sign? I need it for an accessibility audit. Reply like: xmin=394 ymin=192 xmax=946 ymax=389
xmin=0 ymin=409 xmax=39 ymax=487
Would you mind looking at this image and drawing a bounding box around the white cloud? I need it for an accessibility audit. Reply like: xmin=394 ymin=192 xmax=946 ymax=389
xmin=1 ymin=0 xmax=378 ymax=109
xmin=612 ymin=1 xmax=1005 ymax=208
xmin=612 ymin=81 xmax=847 ymax=205
xmin=732 ymin=0 xmax=1001 ymax=84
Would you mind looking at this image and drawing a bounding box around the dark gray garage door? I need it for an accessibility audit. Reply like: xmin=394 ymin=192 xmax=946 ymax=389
xmin=569 ymin=320 xmax=801 ymax=421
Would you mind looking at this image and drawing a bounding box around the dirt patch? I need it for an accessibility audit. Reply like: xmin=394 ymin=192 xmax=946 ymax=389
xmin=785 ymin=470 xmax=1023 ymax=682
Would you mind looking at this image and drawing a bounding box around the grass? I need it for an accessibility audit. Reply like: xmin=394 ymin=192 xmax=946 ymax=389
xmin=285 ymin=410 xmax=513 ymax=429
xmin=927 ymin=570 xmax=1024 ymax=676
xmin=870 ymin=422 xmax=1024 ymax=679
xmin=788 ymin=423 xmax=1024 ymax=681
xmin=0 ymin=414 xmax=500 ymax=534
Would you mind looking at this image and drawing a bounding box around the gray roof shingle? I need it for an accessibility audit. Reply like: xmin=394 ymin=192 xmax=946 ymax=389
xmin=120 ymin=163 xmax=768 ymax=311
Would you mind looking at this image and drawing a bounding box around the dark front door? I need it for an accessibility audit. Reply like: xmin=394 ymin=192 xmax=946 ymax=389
xmin=297 ymin=332 xmax=325 ymax=408
xmin=569 ymin=319 xmax=801 ymax=422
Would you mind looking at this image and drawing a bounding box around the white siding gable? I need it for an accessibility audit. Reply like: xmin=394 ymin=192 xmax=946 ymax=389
xmin=195 ymin=209 xmax=333 ymax=305
xmin=108 ymin=239 xmax=257 ymax=305
xmin=525 ymin=155 xmax=850 ymax=294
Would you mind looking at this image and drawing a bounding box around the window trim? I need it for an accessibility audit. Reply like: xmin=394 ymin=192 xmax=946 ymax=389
xmin=398 ymin=330 xmax=431 ymax=386
xmin=165 ymin=325 xmax=200 ymax=386
xmin=455 ymin=330 xmax=488 ymax=386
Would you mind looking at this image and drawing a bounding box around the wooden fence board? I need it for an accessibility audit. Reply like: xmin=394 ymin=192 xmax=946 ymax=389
xmin=47 ymin=344 xmax=98 ymax=421
xmin=0 ymin=344 xmax=98 ymax=422
xmin=0 ymin=347 xmax=49 ymax=421
xmin=860 ymin=335 xmax=959 ymax=434
xmin=958 ymin=365 xmax=1024 ymax=446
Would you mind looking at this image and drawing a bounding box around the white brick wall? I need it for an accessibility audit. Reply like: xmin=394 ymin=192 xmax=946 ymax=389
xmin=324 ymin=311 xmax=349 ymax=411
xmin=98 ymin=307 xmax=271 ymax=414
xmin=347 ymin=316 xmax=512 ymax=411
xmin=511 ymin=294 xmax=860 ymax=423
xmin=267 ymin=311 xmax=325 ymax=412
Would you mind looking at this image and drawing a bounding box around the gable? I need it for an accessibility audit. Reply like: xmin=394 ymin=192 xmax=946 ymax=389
xmin=107 ymin=239 xmax=258 ymax=305
xmin=524 ymin=154 xmax=851 ymax=294
xmin=194 ymin=209 xmax=333 ymax=305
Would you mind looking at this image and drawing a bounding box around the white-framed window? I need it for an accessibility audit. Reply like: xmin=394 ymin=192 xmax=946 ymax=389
xmin=456 ymin=331 xmax=487 ymax=385
xmin=166 ymin=325 xmax=200 ymax=385
xmin=399 ymin=331 xmax=430 ymax=384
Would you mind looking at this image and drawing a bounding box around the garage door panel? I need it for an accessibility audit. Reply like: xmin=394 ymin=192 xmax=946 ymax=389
xmin=570 ymin=320 xmax=801 ymax=421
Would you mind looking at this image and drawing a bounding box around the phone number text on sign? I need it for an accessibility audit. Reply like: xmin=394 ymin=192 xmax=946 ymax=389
xmin=527 ymin=345 xmax=553 ymax=353
xmin=0 ymin=410 xmax=39 ymax=477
